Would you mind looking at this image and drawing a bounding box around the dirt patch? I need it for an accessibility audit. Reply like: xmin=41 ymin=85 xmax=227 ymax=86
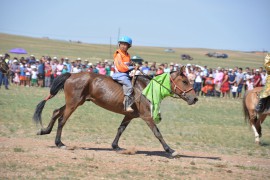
xmin=1 ymin=137 xmax=270 ymax=179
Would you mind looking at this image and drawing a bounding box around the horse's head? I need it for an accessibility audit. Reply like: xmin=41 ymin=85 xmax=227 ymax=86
xmin=170 ymin=66 xmax=198 ymax=105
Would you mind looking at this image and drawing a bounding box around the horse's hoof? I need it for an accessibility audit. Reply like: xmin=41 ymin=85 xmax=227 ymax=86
xmin=36 ymin=129 xmax=42 ymax=135
xmin=113 ymin=147 xmax=125 ymax=151
xmin=59 ymin=145 xmax=67 ymax=149
xmin=255 ymin=141 xmax=261 ymax=145
xmin=171 ymin=151 xmax=181 ymax=158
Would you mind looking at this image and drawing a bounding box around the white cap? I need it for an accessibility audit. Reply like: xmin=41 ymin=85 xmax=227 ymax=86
xmin=0 ymin=54 xmax=3 ymax=57
xmin=64 ymin=57 xmax=69 ymax=60
xmin=13 ymin=60 xmax=18 ymax=63
xmin=77 ymin=57 xmax=81 ymax=60
xmin=170 ymin=62 xmax=174 ymax=66
xmin=187 ymin=64 xmax=191 ymax=66
xmin=36 ymin=59 xmax=40 ymax=62
xmin=84 ymin=59 xmax=89 ymax=62
xmin=30 ymin=54 xmax=34 ymax=57
xmin=209 ymin=74 xmax=213 ymax=78
xmin=217 ymin=67 xmax=221 ymax=70
xmin=256 ymin=69 xmax=259 ymax=72
xmin=53 ymin=56 xmax=57 ymax=60
xmin=88 ymin=63 xmax=93 ymax=66
xmin=104 ymin=59 xmax=108 ymax=63
xmin=175 ymin=64 xmax=179 ymax=66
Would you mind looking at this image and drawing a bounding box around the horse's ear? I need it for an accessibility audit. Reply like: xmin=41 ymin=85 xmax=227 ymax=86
xmin=180 ymin=66 xmax=186 ymax=74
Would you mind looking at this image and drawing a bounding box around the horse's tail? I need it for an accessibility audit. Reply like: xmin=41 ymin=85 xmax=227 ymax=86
xmin=33 ymin=73 xmax=72 ymax=127
xmin=243 ymin=91 xmax=250 ymax=124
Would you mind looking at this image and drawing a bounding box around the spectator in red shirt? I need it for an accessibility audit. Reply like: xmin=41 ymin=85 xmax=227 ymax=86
xmin=253 ymin=69 xmax=262 ymax=87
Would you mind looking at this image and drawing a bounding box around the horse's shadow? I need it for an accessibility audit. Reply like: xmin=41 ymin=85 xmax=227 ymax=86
xmin=58 ymin=146 xmax=222 ymax=160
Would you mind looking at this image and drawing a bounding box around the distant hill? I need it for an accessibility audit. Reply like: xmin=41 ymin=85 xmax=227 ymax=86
xmin=0 ymin=33 xmax=266 ymax=68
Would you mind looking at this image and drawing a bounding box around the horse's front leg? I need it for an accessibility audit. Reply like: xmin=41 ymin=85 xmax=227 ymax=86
xmin=112 ymin=116 xmax=132 ymax=151
xmin=144 ymin=117 xmax=178 ymax=157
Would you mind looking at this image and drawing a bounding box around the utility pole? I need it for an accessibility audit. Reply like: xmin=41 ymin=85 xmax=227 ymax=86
xmin=110 ymin=36 xmax=112 ymax=58
xmin=117 ymin=28 xmax=121 ymax=47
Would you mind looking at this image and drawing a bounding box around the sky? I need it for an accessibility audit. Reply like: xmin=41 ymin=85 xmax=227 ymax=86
xmin=1 ymin=0 xmax=269 ymax=51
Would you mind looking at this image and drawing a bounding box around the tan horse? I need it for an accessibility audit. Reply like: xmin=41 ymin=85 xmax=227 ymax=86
xmin=243 ymin=87 xmax=270 ymax=144
xmin=33 ymin=66 xmax=198 ymax=157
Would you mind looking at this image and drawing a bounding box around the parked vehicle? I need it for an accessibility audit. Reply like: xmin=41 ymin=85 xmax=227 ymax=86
xmin=181 ymin=54 xmax=193 ymax=60
xmin=205 ymin=52 xmax=228 ymax=58
xmin=164 ymin=48 xmax=175 ymax=53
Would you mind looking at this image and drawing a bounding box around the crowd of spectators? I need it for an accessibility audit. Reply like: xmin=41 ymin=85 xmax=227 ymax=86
xmin=0 ymin=54 xmax=267 ymax=99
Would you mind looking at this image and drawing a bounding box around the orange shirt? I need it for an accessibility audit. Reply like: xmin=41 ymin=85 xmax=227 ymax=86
xmin=113 ymin=49 xmax=131 ymax=73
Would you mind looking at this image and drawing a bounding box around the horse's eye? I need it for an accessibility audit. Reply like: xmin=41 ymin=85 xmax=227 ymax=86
xmin=183 ymin=80 xmax=188 ymax=85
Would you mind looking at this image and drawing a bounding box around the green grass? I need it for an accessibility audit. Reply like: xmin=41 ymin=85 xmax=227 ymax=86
xmin=0 ymin=33 xmax=266 ymax=69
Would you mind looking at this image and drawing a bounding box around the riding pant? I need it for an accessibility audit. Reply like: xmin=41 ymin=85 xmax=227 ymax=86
xmin=112 ymin=72 xmax=133 ymax=96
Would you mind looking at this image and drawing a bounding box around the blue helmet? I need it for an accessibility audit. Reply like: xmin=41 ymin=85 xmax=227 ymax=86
xmin=118 ymin=36 xmax=132 ymax=46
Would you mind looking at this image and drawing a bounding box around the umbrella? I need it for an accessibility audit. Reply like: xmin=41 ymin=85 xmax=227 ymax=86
xmin=9 ymin=48 xmax=27 ymax=54
xmin=131 ymin=55 xmax=144 ymax=63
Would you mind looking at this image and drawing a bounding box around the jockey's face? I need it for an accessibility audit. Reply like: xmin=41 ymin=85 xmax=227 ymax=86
xmin=119 ymin=42 xmax=130 ymax=52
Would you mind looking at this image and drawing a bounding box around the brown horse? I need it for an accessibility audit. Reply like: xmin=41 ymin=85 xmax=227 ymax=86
xmin=243 ymin=87 xmax=270 ymax=144
xmin=33 ymin=66 xmax=198 ymax=157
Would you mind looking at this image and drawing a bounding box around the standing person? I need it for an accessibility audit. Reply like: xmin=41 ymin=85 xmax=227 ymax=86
xmin=10 ymin=59 xmax=20 ymax=84
xmin=201 ymin=74 xmax=215 ymax=96
xmin=235 ymin=68 xmax=244 ymax=98
xmin=63 ymin=57 xmax=71 ymax=72
xmin=56 ymin=60 xmax=64 ymax=77
xmin=31 ymin=68 xmax=38 ymax=87
xmin=112 ymin=36 xmax=135 ymax=112
xmin=256 ymin=54 xmax=270 ymax=112
xmin=148 ymin=66 xmax=156 ymax=78
xmin=98 ymin=62 xmax=106 ymax=75
xmin=37 ymin=59 xmax=45 ymax=87
xmin=105 ymin=63 xmax=111 ymax=76
xmin=187 ymin=69 xmax=196 ymax=86
xmin=246 ymin=77 xmax=254 ymax=90
xmin=194 ymin=67 xmax=203 ymax=96
xmin=25 ymin=63 xmax=32 ymax=87
xmin=19 ymin=63 xmax=26 ymax=86
xmin=214 ymin=67 xmax=224 ymax=96
xmin=156 ymin=64 xmax=164 ymax=75
xmin=141 ymin=61 xmax=150 ymax=74
xmin=253 ymin=69 xmax=262 ymax=88
xmin=261 ymin=70 xmax=267 ymax=86
xmin=163 ymin=63 xmax=170 ymax=73
xmin=220 ymin=70 xmax=230 ymax=98
xmin=44 ymin=60 xmax=52 ymax=87
xmin=231 ymin=82 xmax=238 ymax=99
xmin=228 ymin=69 xmax=236 ymax=97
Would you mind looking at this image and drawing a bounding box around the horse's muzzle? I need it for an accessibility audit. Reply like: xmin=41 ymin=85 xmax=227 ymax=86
xmin=186 ymin=96 xmax=198 ymax=105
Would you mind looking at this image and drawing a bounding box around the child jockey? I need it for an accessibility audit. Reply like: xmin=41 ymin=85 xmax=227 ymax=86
xmin=112 ymin=36 xmax=135 ymax=112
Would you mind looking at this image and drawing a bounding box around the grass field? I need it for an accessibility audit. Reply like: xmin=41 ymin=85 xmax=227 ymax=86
xmin=0 ymin=85 xmax=270 ymax=179
xmin=0 ymin=33 xmax=270 ymax=179
xmin=0 ymin=33 xmax=266 ymax=69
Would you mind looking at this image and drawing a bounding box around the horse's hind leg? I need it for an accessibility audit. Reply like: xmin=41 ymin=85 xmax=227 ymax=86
xmin=37 ymin=105 xmax=66 ymax=135
xmin=55 ymin=104 xmax=79 ymax=148
xmin=112 ymin=116 xmax=132 ymax=150
xmin=255 ymin=114 xmax=267 ymax=142
xmin=144 ymin=118 xmax=175 ymax=155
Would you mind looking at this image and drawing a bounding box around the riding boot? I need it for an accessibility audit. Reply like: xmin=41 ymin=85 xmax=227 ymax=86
xmin=124 ymin=96 xmax=134 ymax=113
xmin=255 ymin=98 xmax=267 ymax=112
